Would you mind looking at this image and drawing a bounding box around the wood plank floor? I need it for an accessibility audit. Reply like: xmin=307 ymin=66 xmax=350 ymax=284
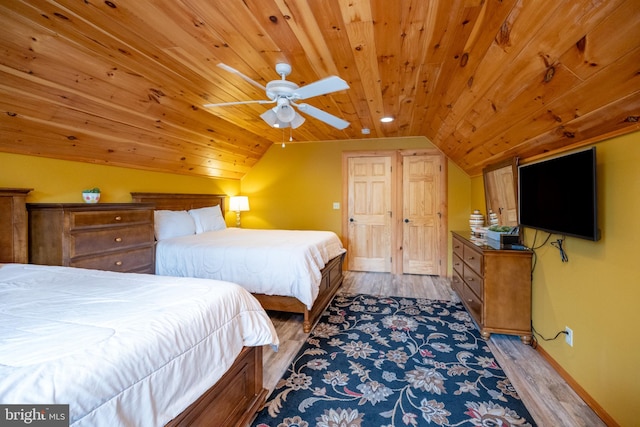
xmin=261 ymin=271 xmax=606 ymax=427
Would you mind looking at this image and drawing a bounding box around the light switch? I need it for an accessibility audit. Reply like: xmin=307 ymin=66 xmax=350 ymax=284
xmin=333 ymin=202 xmax=340 ymax=210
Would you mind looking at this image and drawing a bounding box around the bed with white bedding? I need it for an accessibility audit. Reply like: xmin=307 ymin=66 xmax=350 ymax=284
xmin=0 ymin=263 xmax=279 ymax=427
xmin=156 ymin=227 xmax=345 ymax=310
xmin=131 ymin=192 xmax=347 ymax=333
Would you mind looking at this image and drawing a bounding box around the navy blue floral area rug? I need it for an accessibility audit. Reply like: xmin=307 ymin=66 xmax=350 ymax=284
xmin=252 ymin=293 xmax=536 ymax=427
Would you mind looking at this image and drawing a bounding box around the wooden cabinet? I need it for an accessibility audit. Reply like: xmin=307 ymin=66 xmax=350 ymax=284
xmin=451 ymin=231 xmax=533 ymax=344
xmin=28 ymin=203 xmax=155 ymax=274
xmin=0 ymin=188 xmax=32 ymax=263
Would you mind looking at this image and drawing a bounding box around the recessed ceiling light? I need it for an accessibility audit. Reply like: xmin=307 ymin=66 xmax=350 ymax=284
xmin=361 ymin=128 xmax=370 ymax=134
xmin=380 ymin=116 xmax=394 ymax=123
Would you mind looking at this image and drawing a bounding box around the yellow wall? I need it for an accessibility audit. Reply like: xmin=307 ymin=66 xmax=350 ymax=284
xmin=0 ymin=152 xmax=240 ymax=225
xmin=470 ymin=132 xmax=639 ymax=426
xmin=470 ymin=173 xmax=488 ymax=216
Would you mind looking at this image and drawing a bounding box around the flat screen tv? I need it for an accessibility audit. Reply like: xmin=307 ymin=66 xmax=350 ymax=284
xmin=518 ymin=147 xmax=600 ymax=241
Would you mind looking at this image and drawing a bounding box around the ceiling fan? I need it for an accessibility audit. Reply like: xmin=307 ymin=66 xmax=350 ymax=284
xmin=204 ymin=63 xmax=350 ymax=130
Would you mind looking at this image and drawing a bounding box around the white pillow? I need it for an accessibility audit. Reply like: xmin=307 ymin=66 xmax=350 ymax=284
xmin=189 ymin=205 xmax=226 ymax=233
xmin=154 ymin=210 xmax=196 ymax=240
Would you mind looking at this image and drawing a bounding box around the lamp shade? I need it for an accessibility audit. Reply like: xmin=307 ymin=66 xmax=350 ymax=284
xmin=276 ymin=100 xmax=296 ymax=122
xmin=229 ymin=196 xmax=250 ymax=212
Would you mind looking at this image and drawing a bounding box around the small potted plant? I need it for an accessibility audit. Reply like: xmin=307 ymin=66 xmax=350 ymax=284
xmin=82 ymin=187 xmax=101 ymax=203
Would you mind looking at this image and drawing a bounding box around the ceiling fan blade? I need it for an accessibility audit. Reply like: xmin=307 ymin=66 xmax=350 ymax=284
xmin=204 ymin=99 xmax=274 ymax=108
xmin=293 ymin=76 xmax=349 ymax=100
xmin=217 ymin=63 xmax=266 ymax=91
xmin=296 ymin=103 xmax=350 ymax=130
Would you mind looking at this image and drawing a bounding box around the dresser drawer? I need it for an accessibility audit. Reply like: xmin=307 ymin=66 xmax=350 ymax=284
xmin=452 ymin=253 xmax=464 ymax=276
xmin=70 ymin=209 xmax=152 ymax=228
xmin=451 ymin=269 xmax=465 ymax=296
xmin=452 ymin=236 xmax=464 ymax=259
xmin=463 ymin=244 xmax=483 ymax=275
xmin=461 ymin=283 xmax=483 ymax=324
xmin=70 ymin=246 xmax=154 ymax=273
xmin=463 ymin=264 xmax=484 ymax=299
xmin=70 ymin=224 xmax=154 ymax=257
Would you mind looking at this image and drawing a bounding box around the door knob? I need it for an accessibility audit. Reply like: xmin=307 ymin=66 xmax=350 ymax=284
xmin=404 ymin=218 xmax=410 ymax=223
xmin=349 ymin=218 xmax=355 ymax=222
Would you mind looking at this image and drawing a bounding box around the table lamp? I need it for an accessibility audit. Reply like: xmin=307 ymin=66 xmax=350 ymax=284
xmin=229 ymin=196 xmax=250 ymax=227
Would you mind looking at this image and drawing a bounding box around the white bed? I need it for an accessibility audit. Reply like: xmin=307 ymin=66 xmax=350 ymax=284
xmin=0 ymin=263 xmax=279 ymax=427
xmin=131 ymin=192 xmax=347 ymax=333
xmin=156 ymin=227 xmax=346 ymax=310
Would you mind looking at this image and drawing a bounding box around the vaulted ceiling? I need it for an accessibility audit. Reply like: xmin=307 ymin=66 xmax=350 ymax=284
xmin=1 ymin=0 xmax=639 ymax=179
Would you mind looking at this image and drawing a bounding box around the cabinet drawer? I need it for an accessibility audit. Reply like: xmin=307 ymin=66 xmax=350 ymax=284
xmin=70 ymin=209 xmax=152 ymax=228
xmin=70 ymin=246 xmax=154 ymax=273
xmin=463 ymin=244 xmax=483 ymax=275
xmin=71 ymin=225 xmax=154 ymax=257
xmin=452 ymin=253 xmax=464 ymax=276
xmin=451 ymin=269 xmax=464 ymax=296
xmin=463 ymin=264 xmax=484 ymax=299
xmin=452 ymin=236 xmax=464 ymax=259
xmin=462 ymin=284 xmax=482 ymax=324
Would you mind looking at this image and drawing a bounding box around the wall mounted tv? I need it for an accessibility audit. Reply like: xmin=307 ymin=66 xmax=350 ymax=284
xmin=518 ymin=147 xmax=600 ymax=241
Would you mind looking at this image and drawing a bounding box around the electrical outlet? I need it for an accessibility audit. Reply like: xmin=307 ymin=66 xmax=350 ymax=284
xmin=565 ymin=326 xmax=573 ymax=347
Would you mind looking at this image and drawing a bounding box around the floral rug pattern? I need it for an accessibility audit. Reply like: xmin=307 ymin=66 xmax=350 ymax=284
xmin=252 ymin=293 xmax=536 ymax=427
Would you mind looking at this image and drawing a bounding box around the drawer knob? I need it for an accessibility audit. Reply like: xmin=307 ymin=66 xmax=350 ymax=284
xmin=115 ymin=261 xmax=123 ymax=266
xmin=114 ymin=237 xmax=123 ymax=242
xmin=467 ymin=256 xmax=474 ymax=260
xmin=114 ymin=216 xmax=122 ymax=221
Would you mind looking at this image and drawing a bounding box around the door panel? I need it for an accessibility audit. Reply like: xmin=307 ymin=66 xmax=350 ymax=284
xmin=402 ymin=155 xmax=443 ymax=275
xmin=347 ymin=156 xmax=392 ymax=272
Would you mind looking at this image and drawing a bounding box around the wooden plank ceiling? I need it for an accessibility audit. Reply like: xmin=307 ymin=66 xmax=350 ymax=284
xmin=1 ymin=0 xmax=639 ymax=179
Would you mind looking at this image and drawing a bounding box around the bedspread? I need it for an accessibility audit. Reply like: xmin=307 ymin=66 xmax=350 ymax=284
xmin=155 ymin=228 xmax=346 ymax=309
xmin=0 ymin=263 xmax=278 ymax=427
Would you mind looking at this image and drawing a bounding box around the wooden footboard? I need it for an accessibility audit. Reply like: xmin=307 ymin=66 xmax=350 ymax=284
xmin=166 ymin=346 xmax=266 ymax=427
xmin=253 ymin=252 xmax=345 ymax=332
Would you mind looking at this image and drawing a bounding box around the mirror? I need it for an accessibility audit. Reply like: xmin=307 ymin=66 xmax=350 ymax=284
xmin=483 ymin=158 xmax=519 ymax=227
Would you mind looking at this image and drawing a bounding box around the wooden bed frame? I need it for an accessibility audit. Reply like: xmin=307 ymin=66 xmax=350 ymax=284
xmin=131 ymin=192 xmax=346 ymax=333
xmin=166 ymin=346 xmax=266 ymax=427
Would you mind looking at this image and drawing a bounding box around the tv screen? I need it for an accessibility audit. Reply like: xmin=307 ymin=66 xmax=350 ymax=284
xmin=518 ymin=147 xmax=600 ymax=241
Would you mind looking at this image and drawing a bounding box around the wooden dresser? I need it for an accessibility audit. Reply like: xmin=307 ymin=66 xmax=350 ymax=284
xmin=0 ymin=188 xmax=33 ymax=263
xmin=28 ymin=203 xmax=155 ymax=274
xmin=451 ymin=231 xmax=533 ymax=344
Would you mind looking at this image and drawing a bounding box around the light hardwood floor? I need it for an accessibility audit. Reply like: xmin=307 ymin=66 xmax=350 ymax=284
xmin=261 ymin=271 xmax=606 ymax=427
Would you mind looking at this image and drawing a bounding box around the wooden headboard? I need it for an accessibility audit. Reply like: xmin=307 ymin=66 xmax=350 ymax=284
xmin=130 ymin=192 xmax=226 ymax=212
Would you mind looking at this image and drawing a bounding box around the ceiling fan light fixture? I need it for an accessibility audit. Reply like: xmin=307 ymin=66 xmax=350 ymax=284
xmin=275 ymin=98 xmax=296 ymax=122
xmin=290 ymin=113 xmax=305 ymax=129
